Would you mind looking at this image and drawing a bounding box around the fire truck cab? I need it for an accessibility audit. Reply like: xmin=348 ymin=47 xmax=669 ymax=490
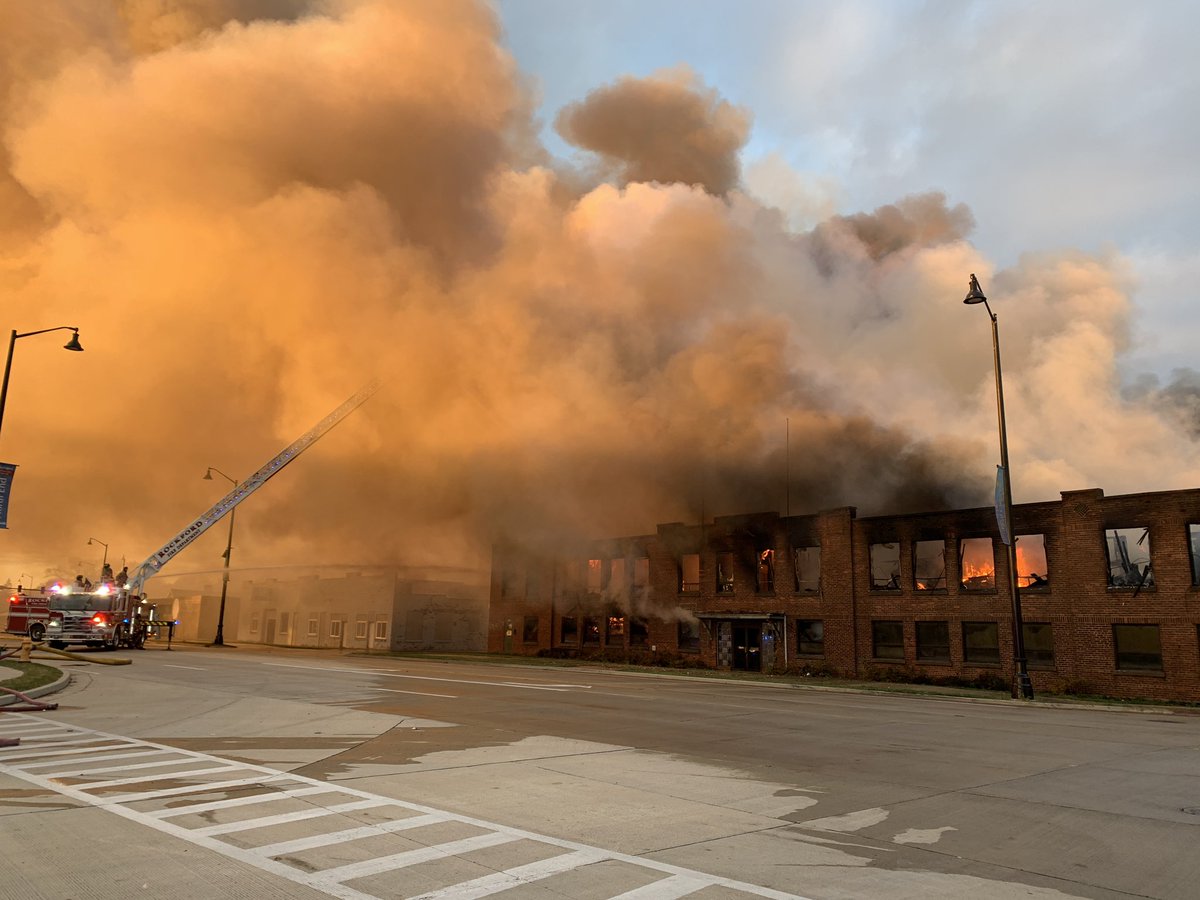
xmin=41 ymin=584 xmax=158 ymax=650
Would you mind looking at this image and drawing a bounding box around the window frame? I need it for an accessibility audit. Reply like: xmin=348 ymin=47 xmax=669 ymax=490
xmin=307 ymin=615 xmax=319 ymax=638
xmin=1112 ymin=623 xmax=1163 ymax=672
xmin=373 ymin=620 xmax=389 ymax=641
xmin=1104 ymin=526 xmax=1155 ymax=590
xmin=915 ymin=620 xmax=951 ymax=663
xmin=1022 ymin=622 xmax=1055 ymax=669
xmin=795 ymin=619 xmax=824 ymax=657
xmin=913 ymin=539 xmax=947 ymax=591
xmin=871 ymin=620 xmax=905 ymax=660
xmin=677 ymin=619 xmax=700 ymax=653
xmin=959 ymin=537 xmax=997 ymax=592
xmin=793 ymin=545 xmax=820 ymax=593
xmin=522 ymin=615 xmax=539 ymax=643
xmin=560 ymin=615 xmax=578 ymax=645
xmin=869 ymin=543 xmax=901 ymax=591
xmin=962 ymin=621 xmax=1000 ymax=665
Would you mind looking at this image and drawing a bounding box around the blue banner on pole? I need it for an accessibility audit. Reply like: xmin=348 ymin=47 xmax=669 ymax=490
xmin=0 ymin=463 xmax=16 ymax=529
xmin=994 ymin=465 xmax=1011 ymax=546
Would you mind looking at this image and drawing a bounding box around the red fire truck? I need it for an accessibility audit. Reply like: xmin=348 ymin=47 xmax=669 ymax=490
xmin=4 ymin=587 xmax=54 ymax=642
xmin=41 ymin=584 xmax=156 ymax=650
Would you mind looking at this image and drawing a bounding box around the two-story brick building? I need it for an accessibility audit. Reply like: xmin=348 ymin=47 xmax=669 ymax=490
xmin=488 ymin=487 xmax=1200 ymax=702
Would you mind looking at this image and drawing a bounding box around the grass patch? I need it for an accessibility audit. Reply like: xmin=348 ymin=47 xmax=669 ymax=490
xmin=0 ymin=661 xmax=62 ymax=695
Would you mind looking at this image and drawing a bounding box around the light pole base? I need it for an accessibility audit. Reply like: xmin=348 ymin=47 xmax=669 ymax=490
xmin=1015 ymin=672 xmax=1034 ymax=700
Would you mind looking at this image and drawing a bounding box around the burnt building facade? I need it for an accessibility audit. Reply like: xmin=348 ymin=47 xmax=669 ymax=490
xmin=488 ymin=487 xmax=1200 ymax=703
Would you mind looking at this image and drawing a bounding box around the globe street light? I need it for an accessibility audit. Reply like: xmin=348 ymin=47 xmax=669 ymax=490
xmin=963 ymin=274 xmax=1034 ymax=700
xmin=0 ymin=327 xmax=84 ymax=441
xmin=203 ymin=466 xmax=239 ymax=647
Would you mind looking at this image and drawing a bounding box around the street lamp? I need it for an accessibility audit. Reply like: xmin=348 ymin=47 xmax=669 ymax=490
xmin=87 ymin=537 xmax=109 ymax=574
xmin=963 ymin=274 xmax=1034 ymax=700
xmin=0 ymin=327 xmax=84 ymax=441
xmin=203 ymin=466 xmax=238 ymax=647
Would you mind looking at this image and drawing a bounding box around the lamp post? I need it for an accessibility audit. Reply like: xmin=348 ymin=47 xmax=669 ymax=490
xmin=963 ymin=274 xmax=1034 ymax=700
xmin=87 ymin=537 xmax=109 ymax=574
xmin=0 ymin=327 xmax=84 ymax=441
xmin=203 ymin=466 xmax=238 ymax=647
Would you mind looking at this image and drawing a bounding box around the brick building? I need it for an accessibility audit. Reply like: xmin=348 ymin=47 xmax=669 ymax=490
xmin=488 ymin=487 xmax=1200 ymax=702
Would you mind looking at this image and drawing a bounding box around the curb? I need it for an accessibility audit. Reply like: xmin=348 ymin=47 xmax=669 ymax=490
xmin=0 ymin=667 xmax=70 ymax=707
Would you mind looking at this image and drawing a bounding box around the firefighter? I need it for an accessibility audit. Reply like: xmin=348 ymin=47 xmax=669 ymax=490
xmin=101 ymin=562 xmax=114 ymax=582
xmin=115 ymin=566 xmax=129 ymax=587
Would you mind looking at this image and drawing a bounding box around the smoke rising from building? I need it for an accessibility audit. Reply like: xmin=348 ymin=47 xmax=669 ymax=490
xmin=1 ymin=0 xmax=1197 ymax=580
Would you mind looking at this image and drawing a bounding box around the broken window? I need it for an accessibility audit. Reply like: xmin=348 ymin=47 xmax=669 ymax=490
xmin=959 ymin=538 xmax=996 ymax=591
xmin=586 ymin=559 xmax=603 ymax=594
xmin=677 ymin=618 xmax=700 ymax=652
xmin=606 ymin=615 xmax=626 ymax=645
xmin=522 ymin=615 xmax=539 ymax=643
xmin=870 ymin=543 xmax=901 ymax=590
xmin=560 ymin=615 xmax=578 ymax=645
xmin=608 ymin=558 xmax=627 ymax=597
xmin=914 ymin=540 xmax=946 ymax=590
xmin=1023 ymin=622 xmax=1054 ymax=668
xmin=716 ymin=552 xmax=736 ymax=593
xmin=756 ymin=549 xmax=775 ymax=593
xmin=1191 ymin=525 xmax=1200 ymax=585
xmin=915 ymin=621 xmax=950 ymax=662
xmin=1105 ymin=527 xmax=1154 ymax=589
xmin=1015 ymin=534 xmax=1050 ymax=588
xmin=629 ymin=617 xmax=649 ymax=647
xmin=679 ymin=554 xmax=700 ymax=593
xmin=793 ymin=546 xmax=820 ymax=592
xmin=962 ymin=622 xmax=1000 ymax=664
xmin=1113 ymin=624 xmax=1162 ymax=671
xmin=871 ymin=620 xmax=904 ymax=659
xmin=795 ymin=619 xmax=824 ymax=656
xmin=582 ymin=616 xmax=601 ymax=645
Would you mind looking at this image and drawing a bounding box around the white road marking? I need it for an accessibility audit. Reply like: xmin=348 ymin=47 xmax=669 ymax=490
xmin=370 ymin=687 xmax=457 ymax=699
xmin=261 ymin=662 xmax=591 ymax=692
xmin=0 ymin=715 xmax=809 ymax=900
xmin=163 ymin=664 xmax=207 ymax=671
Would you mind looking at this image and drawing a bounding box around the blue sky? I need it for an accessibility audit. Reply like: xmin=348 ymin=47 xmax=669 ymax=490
xmin=498 ymin=0 xmax=1200 ymax=378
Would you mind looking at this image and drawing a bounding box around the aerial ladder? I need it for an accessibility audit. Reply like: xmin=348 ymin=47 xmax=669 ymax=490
xmin=129 ymin=380 xmax=381 ymax=597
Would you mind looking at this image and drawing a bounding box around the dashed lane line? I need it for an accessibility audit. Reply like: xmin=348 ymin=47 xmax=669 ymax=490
xmin=0 ymin=714 xmax=807 ymax=900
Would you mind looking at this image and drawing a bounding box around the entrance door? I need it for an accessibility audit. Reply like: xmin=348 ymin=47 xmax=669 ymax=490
xmin=732 ymin=623 xmax=762 ymax=671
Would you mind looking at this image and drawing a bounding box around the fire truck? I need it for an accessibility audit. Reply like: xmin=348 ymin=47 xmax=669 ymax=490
xmin=4 ymin=587 xmax=53 ymax=641
xmin=41 ymin=583 xmax=158 ymax=650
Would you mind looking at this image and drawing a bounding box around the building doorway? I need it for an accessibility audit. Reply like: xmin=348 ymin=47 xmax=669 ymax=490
xmin=732 ymin=623 xmax=761 ymax=671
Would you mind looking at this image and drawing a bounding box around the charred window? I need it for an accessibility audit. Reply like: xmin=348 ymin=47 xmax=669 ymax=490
xmin=716 ymin=552 xmax=735 ymax=592
xmin=608 ymin=559 xmax=627 ymax=597
xmin=586 ymin=559 xmax=603 ymax=594
xmin=757 ymin=549 xmax=775 ymax=593
xmin=1113 ymin=624 xmax=1162 ymax=671
xmin=871 ymin=620 xmax=904 ymax=659
xmin=1015 ymin=534 xmax=1050 ymax=588
xmin=793 ymin=546 xmax=820 ymax=592
xmin=522 ymin=615 xmax=539 ymax=643
xmin=1023 ymin=622 xmax=1054 ymax=668
xmin=796 ymin=619 xmax=824 ymax=656
xmin=677 ymin=619 xmax=700 ymax=652
xmin=582 ymin=616 xmax=601 ymax=646
xmin=560 ymin=615 xmax=578 ymax=645
xmin=963 ymin=622 xmax=1000 ymax=664
xmin=1106 ymin=527 xmax=1154 ymax=589
xmin=633 ymin=557 xmax=650 ymax=590
xmin=1190 ymin=525 xmax=1200 ymax=585
xmin=679 ymin=554 xmax=700 ymax=593
xmin=629 ymin=617 xmax=649 ymax=647
xmin=915 ymin=621 xmax=950 ymax=662
xmin=870 ymin=543 xmax=901 ymax=590
xmin=606 ymin=615 xmax=626 ymax=646
xmin=959 ymin=538 xmax=996 ymax=590
xmin=914 ymin=540 xmax=946 ymax=590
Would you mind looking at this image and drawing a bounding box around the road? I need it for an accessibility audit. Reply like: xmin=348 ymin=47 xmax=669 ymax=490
xmin=0 ymin=646 xmax=1197 ymax=899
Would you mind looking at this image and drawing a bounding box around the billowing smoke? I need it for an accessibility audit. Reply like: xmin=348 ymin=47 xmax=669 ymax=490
xmin=1 ymin=0 xmax=1196 ymax=584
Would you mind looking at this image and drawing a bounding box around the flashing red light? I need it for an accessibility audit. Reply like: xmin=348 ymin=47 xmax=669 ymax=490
xmin=8 ymin=595 xmax=16 ymax=604
xmin=92 ymin=614 xmax=107 ymax=625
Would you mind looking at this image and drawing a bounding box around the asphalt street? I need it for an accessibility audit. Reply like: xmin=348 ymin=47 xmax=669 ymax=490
xmin=0 ymin=646 xmax=1197 ymax=899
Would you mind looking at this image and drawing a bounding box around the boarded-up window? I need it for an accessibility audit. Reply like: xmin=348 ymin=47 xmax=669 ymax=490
xmin=794 ymin=546 xmax=820 ymax=592
xmin=959 ymin=538 xmax=996 ymax=590
xmin=870 ymin=543 xmax=900 ymax=590
xmin=1106 ymin=528 xmax=1154 ymax=589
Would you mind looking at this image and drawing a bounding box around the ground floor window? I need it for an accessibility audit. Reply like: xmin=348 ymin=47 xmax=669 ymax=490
xmin=606 ymin=615 xmax=626 ymax=646
xmin=871 ymin=620 xmax=904 ymax=660
xmin=250 ymin=614 xmax=260 ymax=634
xmin=522 ymin=615 xmax=539 ymax=643
xmin=795 ymin=619 xmax=824 ymax=656
xmin=1113 ymin=624 xmax=1163 ymax=672
xmin=307 ymin=616 xmax=319 ymax=637
xmin=963 ymin=621 xmax=1000 ymax=664
xmin=329 ymin=619 xmax=343 ymax=638
xmin=1023 ymin=622 xmax=1055 ymax=668
xmin=279 ymin=612 xmax=290 ymax=634
xmin=629 ymin=617 xmax=649 ymax=647
xmin=560 ymin=615 xmax=578 ymax=644
xmin=355 ymin=619 xmax=368 ymax=640
xmin=915 ymin=621 xmax=950 ymax=663
xmin=373 ymin=620 xmax=389 ymax=641
xmin=582 ymin=616 xmax=601 ymax=645
xmin=678 ymin=619 xmax=700 ymax=652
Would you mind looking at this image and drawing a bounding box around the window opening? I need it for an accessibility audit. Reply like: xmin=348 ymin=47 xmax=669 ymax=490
xmin=608 ymin=559 xmax=627 ymax=597
xmin=795 ymin=619 xmax=824 ymax=656
xmin=914 ymin=540 xmax=946 ymax=590
xmin=586 ymin=559 xmax=603 ymax=594
xmin=522 ymin=615 xmax=539 ymax=643
xmin=871 ymin=620 xmax=904 ymax=659
xmin=717 ymin=552 xmax=735 ymax=592
xmin=582 ymin=616 xmax=601 ymax=645
xmin=307 ymin=616 xmax=318 ymax=637
xmin=915 ymin=621 xmax=950 ymax=662
xmin=1015 ymin=533 xmax=1049 ymax=588
xmin=329 ymin=619 xmax=343 ymax=638
xmin=373 ymin=620 xmax=388 ymax=641
xmin=677 ymin=619 xmax=700 ymax=652
xmin=606 ymin=615 xmax=626 ymax=645
xmin=560 ymin=615 xmax=578 ymax=644
xmin=629 ymin=617 xmax=649 ymax=647
xmin=757 ymin=549 xmax=775 ymax=593
xmin=963 ymin=621 xmax=1000 ymax=664
xmin=355 ymin=619 xmax=368 ymax=640
xmin=794 ymin=546 xmax=820 ymax=592
xmin=959 ymin=538 xmax=996 ymax=590
xmin=1113 ymin=624 xmax=1163 ymax=671
xmin=1106 ymin=527 xmax=1154 ymax=589
xmin=679 ymin=554 xmax=700 ymax=593
xmin=1190 ymin=525 xmax=1200 ymax=585
xmin=1023 ymin=622 xmax=1054 ymax=668
xmin=870 ymin=543 xmax=901 ymax=590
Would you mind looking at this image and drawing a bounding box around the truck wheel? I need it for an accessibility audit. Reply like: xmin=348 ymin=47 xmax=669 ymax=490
xmin=106 ymin=626 xmax=124 ymax=651
xmin=28 ymin=623 xmax=45 ymax=642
